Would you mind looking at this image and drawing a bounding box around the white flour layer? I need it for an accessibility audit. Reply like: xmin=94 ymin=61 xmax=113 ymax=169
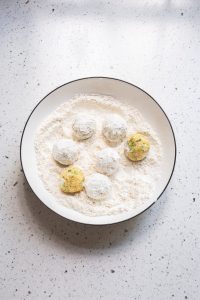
xmin=35 ymin=95 xmax=162 ymax=217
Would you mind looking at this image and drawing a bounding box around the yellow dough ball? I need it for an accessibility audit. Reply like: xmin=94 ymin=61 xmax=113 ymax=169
xmin=60 ymin=166 xmax=84 ymax=193
xmin=125 ymin=133 xmax=150 ymax=161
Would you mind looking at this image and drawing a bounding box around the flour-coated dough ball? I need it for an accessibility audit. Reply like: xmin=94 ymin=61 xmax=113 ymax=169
xmin=102 ymin=114 xmax=127 ymax=143
xmin=85 ymin=173 xmax=111 ymax=200
xmin=72 ymin=114 xmax=96 ymax=140
xmin=95 ymin=148 xmax=120 ymax=176
xmin=52 ymin=139 xmax=79 ymax=165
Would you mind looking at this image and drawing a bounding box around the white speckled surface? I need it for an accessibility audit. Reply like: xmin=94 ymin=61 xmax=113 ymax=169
xmin=0 ymin=0 xmax=200 ymax=299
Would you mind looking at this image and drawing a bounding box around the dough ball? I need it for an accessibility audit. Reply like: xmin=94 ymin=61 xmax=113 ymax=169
xmin=60 ymin=166 xmax=84 ymax=193
xmin=72 ymin=114 xmax=96 ymax=140
xmin=95 ymin=148 xmax=120 ymax=176
xmin=85 ymin=173 xmax=111 ymax=200
xmin=102 ymin=114 xmax=127 ymax=143
xmin=125 ymin=133 xmax=150 ymax=161
xmin=52 ymin=139 xmax=79 ymax=165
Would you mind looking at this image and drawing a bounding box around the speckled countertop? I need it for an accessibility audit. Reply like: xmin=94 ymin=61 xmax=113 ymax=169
xmin=0 ymin=1 xmax=200 ymax=299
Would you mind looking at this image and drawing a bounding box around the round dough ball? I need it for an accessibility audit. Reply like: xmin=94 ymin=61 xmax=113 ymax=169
xmin=95 ymin=148 xmax=120 ymax=176
xmin=72 ymin=114 xmax=96 ymax=140
xmin=125 ymin=133 xmax=150 ymax=161
xmin=52 ymin=139 xmax=79 ymax=165
xmin=60 ymin=166 xmax=84 ymax=193
xmin=102 ymin=114 xmax=127 ymax=143
xmin=85 ymin=173 xmax=111 ymax=200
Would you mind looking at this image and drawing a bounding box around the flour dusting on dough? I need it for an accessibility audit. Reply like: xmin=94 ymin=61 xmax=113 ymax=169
xmin=35 ymin=95 xmax=162 ymax=216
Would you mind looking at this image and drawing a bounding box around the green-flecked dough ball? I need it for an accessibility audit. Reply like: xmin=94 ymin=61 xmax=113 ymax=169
xmin=60 ymin=166 xmax=84 ymax=193
xmin=125 ymin=133 xmax=150 ymax=161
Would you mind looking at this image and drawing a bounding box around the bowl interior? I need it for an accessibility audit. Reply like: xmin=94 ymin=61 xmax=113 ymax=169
xmin=21 ymin=77 xmax=176 ymax=225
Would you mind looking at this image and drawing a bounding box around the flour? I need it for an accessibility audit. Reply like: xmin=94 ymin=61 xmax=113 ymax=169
xmin=35 ymin=95 xmax=162 ymax=216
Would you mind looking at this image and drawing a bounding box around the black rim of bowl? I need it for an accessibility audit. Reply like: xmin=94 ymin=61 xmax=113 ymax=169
xmin=20 ymin=76 xmax=177 ymax=226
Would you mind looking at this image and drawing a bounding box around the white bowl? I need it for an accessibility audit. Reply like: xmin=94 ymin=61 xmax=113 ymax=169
xmin=20 ymin=77 xmax=176 ymax=225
